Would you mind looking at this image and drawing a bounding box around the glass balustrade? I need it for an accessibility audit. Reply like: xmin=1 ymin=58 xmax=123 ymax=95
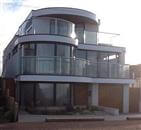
xmin=17 ymin=18 xmax=119 ymax=45
xmin=18 ymin=18 xmax=76 ymax=38
xmin=20 ymin=56 xmax=129 ymax=79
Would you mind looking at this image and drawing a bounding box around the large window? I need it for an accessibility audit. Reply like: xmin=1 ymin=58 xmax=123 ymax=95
xmin=56 ymin=84 xmax=70 ymax=106
xmin=21 ymin=43 xmax=75 ymax=74
xmin=20 ymin=83 xmax=71 ymax=108
xmin=36 ymin=83 xmax=54 ymax=106
xmin=20 ymin=83 xmax=34 ymax=108
xmin=22 ymin=43 xmax=73 ymax=57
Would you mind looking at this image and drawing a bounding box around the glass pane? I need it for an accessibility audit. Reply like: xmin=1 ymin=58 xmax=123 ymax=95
xmin=22 ymin=57 xmax=36 ymax=74
xmin=108 ymin=53 xmax=119 ymax=78
xmin=57 ymin=45 xmax=70 ymax=57
xmin=22 ymin=44 xmax=35 ymax=56
xmin=74 ymin=59 xmax=86 ymax=76
xmin=36 ymin=83 xmax=54 ymax=107
xmin=56 ymin=84 xmax=70 ymax=106
xmin=75 ymin=50 xmax=87 ymax=76
xmin=57 ymin=20 xmax=68 ymax=36
xmin=75 ymin=24 xmax=84 ymax=43
xmin=37 ymin=43 xmax=54 ymax=57
xmin=37 ymin=57 xmax=55 ymax=74
xmin=25 ymin=19 xmax=32 ymax=35
xmin=50 ymin=19 xmax=55 ymax=34
xmin=98 ymin=52 xmax=109 ymax=77
xmin=87 ymin=51 xmax=97 ymax=63
xmin=56 ymin=45 xmax=70 ymax=74
xmin=36 ymin=44 xmax=55 ymax=74
xmin=85 ymin=31 xmax=97 ymax=44
xmin=87 ymin=51 xmax=98 ymax=77
xmin=109 ymin=53 xmax=119 ymax=64
xmin=76 ymin=49 xmax=86 ymax=60
xmin=20 ymin=83 xmax=34 ymax=109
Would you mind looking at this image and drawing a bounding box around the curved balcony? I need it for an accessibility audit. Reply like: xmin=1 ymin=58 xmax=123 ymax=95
xmin=18 ymin=17 xmax=76 ymax=39
xmin=20 ymin=56 xmax=129 ymax=79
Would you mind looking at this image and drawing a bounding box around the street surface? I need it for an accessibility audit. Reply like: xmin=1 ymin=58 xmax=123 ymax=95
xmin=1 ymin=120 xmax=141 ymax=130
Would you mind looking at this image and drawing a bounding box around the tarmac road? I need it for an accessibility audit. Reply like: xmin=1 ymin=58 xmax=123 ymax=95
xmin=1 ymin=120 xmax=141 ymax=130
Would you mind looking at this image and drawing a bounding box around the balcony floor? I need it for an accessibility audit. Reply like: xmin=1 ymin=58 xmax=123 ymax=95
xmin=16 ymin=75 xmax=134 ymax=84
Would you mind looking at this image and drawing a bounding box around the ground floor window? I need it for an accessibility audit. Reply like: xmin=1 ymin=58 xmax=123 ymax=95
xmin=56 ymin=84 xmax=70 ymax=106
xmin=19 ymin=83 xmax=71 ymax=109
xmin=36 ymin=83 xmax=54 ymax=106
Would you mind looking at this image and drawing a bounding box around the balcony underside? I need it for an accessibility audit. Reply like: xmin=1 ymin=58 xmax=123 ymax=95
xmin=16 ymin=75 xmax=134 ymax=84
xmin=18 ymin=34 xmax=77 ymax=46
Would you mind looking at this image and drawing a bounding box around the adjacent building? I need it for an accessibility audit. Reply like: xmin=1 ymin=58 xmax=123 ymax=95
xmin=2 ymin=7 xmax=134 ymax=114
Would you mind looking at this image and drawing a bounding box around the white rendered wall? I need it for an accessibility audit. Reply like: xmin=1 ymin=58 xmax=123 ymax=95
xmin=91 ymin=84 xmax=99 ymax=106
xmin=123 ymin=85 xmax=129 ymax=113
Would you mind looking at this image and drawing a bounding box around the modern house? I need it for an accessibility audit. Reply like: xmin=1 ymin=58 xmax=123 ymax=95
xmin=2 ymin=7 xmax=134 ymax=114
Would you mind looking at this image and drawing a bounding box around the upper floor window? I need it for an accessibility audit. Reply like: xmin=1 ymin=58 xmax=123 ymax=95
xmin=57 ymin=20 xmax=69 ymax=36
xmin=108 ymin=53 xmax=119 ymax=64
xmin=87 ymin=51 xmax=97 ymax=63
xmin=37 ymin=43 xmax=54 ymax=57
xmin=57 ymin=44 xmax=71 ymax=58
xmin=22 ymin=44 xmax=36 ymax=56
xmin=50 ymin=19 xmax=55 ymax=34
xmin=21 ymin=43 xmax=75 ymax=58
xmin=76 ymin=49 xmax=87 ymax=60
xmin=75 ymin=24 xmax=85 ymax=43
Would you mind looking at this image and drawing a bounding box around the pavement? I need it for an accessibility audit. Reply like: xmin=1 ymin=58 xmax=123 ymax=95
xmin=18 ymin=113 xmax=141 ymax=122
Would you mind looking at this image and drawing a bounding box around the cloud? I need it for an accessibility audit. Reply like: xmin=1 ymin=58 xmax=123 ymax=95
xmin=2 ymin=0 xmax=24 ymax=12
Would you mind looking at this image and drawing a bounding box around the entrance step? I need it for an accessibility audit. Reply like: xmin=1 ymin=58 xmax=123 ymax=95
xmin=45 ymin=116 xmax=104 ymax=122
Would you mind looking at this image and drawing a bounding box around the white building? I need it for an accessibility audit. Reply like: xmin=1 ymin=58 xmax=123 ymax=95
xmin=2 ymin=7 xmax=133 ymax=114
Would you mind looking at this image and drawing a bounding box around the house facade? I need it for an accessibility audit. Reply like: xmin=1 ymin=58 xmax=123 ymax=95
xmin=2 ymin=7 xmax=133 ymax=113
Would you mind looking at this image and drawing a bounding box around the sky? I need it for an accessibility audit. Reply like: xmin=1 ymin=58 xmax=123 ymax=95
xmin=0 ymin=0 xmax=141 ymax=74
